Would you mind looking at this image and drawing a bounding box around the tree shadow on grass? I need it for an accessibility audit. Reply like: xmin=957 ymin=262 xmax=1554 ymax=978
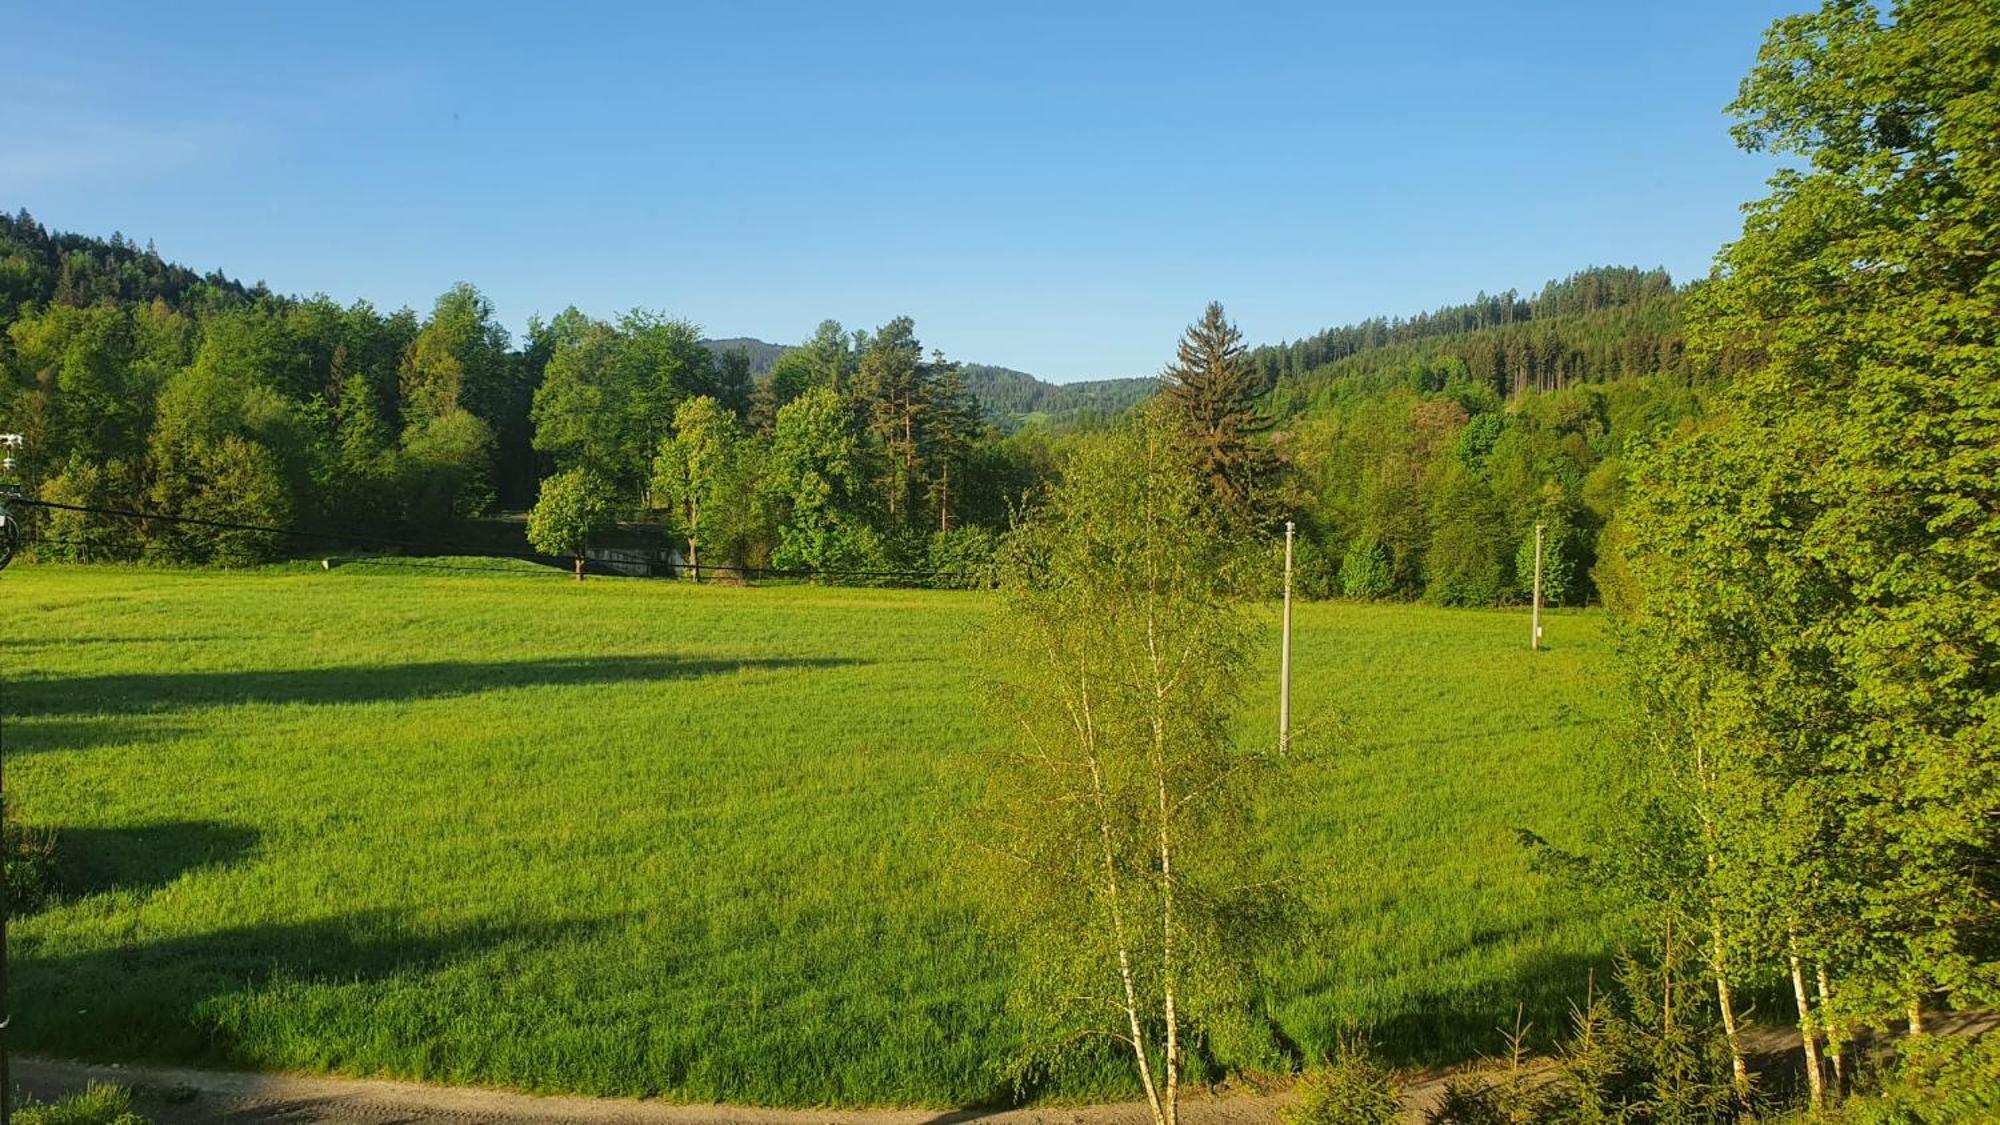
xmin=1 ymin=715 xmax=197 ymax=756
xmin=1337 ymin=948 xmax=1617 ymax=1069
xmin=7 ymin=654 xmax=861 ymax=720
xmin=55 ymin=820 xmax=262 ymax=900
xmin=15 ymin=910 xmax=619 ymax=1069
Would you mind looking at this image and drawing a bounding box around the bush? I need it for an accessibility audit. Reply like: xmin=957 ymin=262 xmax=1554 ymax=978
xmin=774 ymin=521 xmax=891 ymax=585
xmin=33 ymin=456 xmax=147 ymax=563
xmin=1339 ymin=538 xmax=1394 ymax=599
xmin=1284 ymin=1036 xmax=1404 ymax=1125
xmin=1843 ymin=1034 xmax=2000 ymax=1125
xmin=928 ymin=526 xmax=998 ymax=589
xmin=17 ymin=1082 xmax=147 ymax=1125
xmin=1513 ymin=517 xmax=1580 ymax=606
xmin=150 ymin=436 xmax=293 ymax=565
xmin=1290 ymin=533 xmax=1339 ymax=600
xmin=5 ymin=818 xmax=59 ymax=913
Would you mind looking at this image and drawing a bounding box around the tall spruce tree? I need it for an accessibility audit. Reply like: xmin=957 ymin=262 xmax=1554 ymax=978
xmin=1160 ymin=302 xmax=1271 ymax=522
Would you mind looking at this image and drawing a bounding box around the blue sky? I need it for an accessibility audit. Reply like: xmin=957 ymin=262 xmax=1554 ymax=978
xmin=2 ymin=2 xmax=1794 ymax=381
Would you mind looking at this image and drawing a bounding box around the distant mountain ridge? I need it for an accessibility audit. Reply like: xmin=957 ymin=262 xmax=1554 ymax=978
xmin=699 ymin=337 xmax=1155 ymax=431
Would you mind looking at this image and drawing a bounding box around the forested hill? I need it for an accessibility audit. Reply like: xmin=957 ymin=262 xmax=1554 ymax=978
xmin=0 ymin=209 xmax=260 ymax=311
xmin=958 ymin=365 xmax=1157 ymax=432
xmin=1253 ymin=266 xmax=1695 ymax=412
xmin=700 ymin=338 xmax=1157 ymax=431
xmin=698 ymin=337 xmax=788 ymax=375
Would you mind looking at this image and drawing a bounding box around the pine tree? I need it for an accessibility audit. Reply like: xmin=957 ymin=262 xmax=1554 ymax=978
xmin=922 ymin=360 xmax=981 ymax=531
xmin=1159 ymin=302 xmax=1271 ymax=522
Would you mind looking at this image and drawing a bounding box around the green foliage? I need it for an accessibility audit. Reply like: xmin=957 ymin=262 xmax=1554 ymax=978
xmin=0 ymin=210 xmax=1707 ymax=594
xmin=926 ymin=526 xmax=997 ymax=589
xmin=1424 ymin=466 xmax=1509 ymax=606
xmin=652 ymin=395 xmax=741 ymax=574
xmin=1283 ymin=1036 xmax=1404 ymax=1125
xmin=1841 ymin=1034 xmax=2000 ymax=1125
xmin=32 ymin=455 xmax=146 ymax=562
xmin=1286 ymin=532 xmax=1339 ymax=601
xmin=1160 ymin=302 xmax=1274 ymax=523
xmin=767 ymin=387 xmax=870 ymax=575
xmin=1613 ymin=0 xmax=2000 ymax=1063
xmin=400 ymin=408 xmax=495 ymax=525
xmin=1513 ymin=514 xmax=1580 ymax=607
xmin=5 ymin=817 xmax=59 ymax=914
xmin=525 ymin=467 xmax=618 ymax=564
xmin=15 ymin=1083 xmax=147 ymax=1125
xmin=153 ymin=435 xmax=293 ymax=565
xmin=977 ymin=409 xmax=1292 ymax=1107
xmin=1338 ymin=538 xmax=1394 ymax=600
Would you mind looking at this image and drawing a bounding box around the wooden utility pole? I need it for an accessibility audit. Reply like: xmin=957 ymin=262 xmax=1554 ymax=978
xmin=1279 ymin=520 xmax=1294 ymax=754
xmin=1530 ymin=522 xmax=1545 ymax=651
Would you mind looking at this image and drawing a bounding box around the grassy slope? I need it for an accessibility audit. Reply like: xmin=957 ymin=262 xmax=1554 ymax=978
xmin=5 ymin=565 xmax=1626 ymax=1106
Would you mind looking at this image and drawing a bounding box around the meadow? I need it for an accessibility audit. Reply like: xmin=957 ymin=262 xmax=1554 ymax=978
xmin=5 ymin=563 xmax=1630 ymax=1107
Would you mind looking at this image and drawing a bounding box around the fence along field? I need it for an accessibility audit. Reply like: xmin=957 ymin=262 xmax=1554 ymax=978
xmin=5 ymin=563 xmax=1623 ymax=1107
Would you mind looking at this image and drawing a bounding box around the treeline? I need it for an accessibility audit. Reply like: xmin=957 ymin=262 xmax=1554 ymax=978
xmin=1538 ymin=2 xmax=2000 ymax=1116
xmin=1 ymin=209 xmax=1711 ymax=598
xmin=0 ymin=211 xmax=1082 ymax=577
xmin=1249 ymin=265 xmax=1678 ymax=388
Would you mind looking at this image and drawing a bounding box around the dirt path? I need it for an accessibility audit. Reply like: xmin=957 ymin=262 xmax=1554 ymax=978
xmin=12 ymin=1057 xmax=1305 ymax=1125
xmin=22 ymin=1013 xmax=1991 ymax=1124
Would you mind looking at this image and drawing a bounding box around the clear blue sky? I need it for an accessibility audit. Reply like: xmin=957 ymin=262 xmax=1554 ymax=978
xmin=1 ymin=1 xmax=1795 ymax=381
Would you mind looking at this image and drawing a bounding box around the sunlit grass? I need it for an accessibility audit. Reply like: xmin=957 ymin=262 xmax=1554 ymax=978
xmin=5 ymin=564 xmax=1625 ymax=1106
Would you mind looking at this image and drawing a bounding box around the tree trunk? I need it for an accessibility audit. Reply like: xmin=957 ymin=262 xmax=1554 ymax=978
xmin=1157 ymin=769 xmax=1180 ymax=1125
xmin=573 ymin=554 xmax=584 ymax=581
xmin=1817 ymin=965 xmax=1844 ymax=1094
xmin=1789 ymin=932 xmax=1826 ymax=1111
xmin=1711 ymin=921 xmax=1751 ymax=1104
xmin=1080 ymin=682 xmax=1166 ymax=1125
xmin=1663 ymin=913 xmax=1675 ymax=1037
xmin=1909 ymin=999 xmax=1925 ymax=1036
xmin=688 ymin=497 xmax=700 ymax=582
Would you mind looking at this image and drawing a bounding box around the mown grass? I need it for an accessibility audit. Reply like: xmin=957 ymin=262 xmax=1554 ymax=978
xmin=4 ymin=564 xmax=1628 ymax=1107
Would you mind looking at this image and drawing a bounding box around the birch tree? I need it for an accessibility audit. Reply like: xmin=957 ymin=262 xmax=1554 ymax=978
xmin=973 ymin=406 xmax=1290 ymax=1122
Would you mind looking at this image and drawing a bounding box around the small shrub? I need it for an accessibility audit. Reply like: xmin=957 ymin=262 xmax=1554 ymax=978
xmin=1424 ymin=1077 xmax=1516 ymax=1125
xmin=5 ymin=818 xmax=59 ymax=913
xmin=17 ymin=1082 xmax=148 ymax=1125
xmin=1339 ymin=538 xmax=1394 ymax=599
xmin=1292 ymin=534 xmax=1339 ymax=600
xmin=1842 ymin=1034 xmax=2000 ymax=1125
xmin=928 ymin=527 xmax=998 ymax=589
xmin=1284 ymin=1035 xmax=1404 ymax=1125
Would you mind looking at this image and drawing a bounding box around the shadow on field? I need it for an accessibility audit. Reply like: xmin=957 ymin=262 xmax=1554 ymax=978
xmin=6 ymin=654 xmax=860 ymax=718
xmin=1 ymin=634 xmax=241 ymax=652
xmin=15 ymin=910 xmax=617 ymax=1065
xmin=1375 ymin=716 xmax=1600 ymax=752
xmin=1 ymin=715 xmax=197 ymax=756
xmin=56 ymin=820 xmax=262 ymax=899
xmin=1362 ymin=948 xmax=1615 ymax=1067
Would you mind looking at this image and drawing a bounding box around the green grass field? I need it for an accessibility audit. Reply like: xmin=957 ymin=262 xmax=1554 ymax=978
xmin=5 ymin=563 xmax=1629 ymax=1107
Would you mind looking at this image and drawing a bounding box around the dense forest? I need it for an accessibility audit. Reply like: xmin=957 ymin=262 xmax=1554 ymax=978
xmin=0 ymin=206 xmax=1714 ymax=596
